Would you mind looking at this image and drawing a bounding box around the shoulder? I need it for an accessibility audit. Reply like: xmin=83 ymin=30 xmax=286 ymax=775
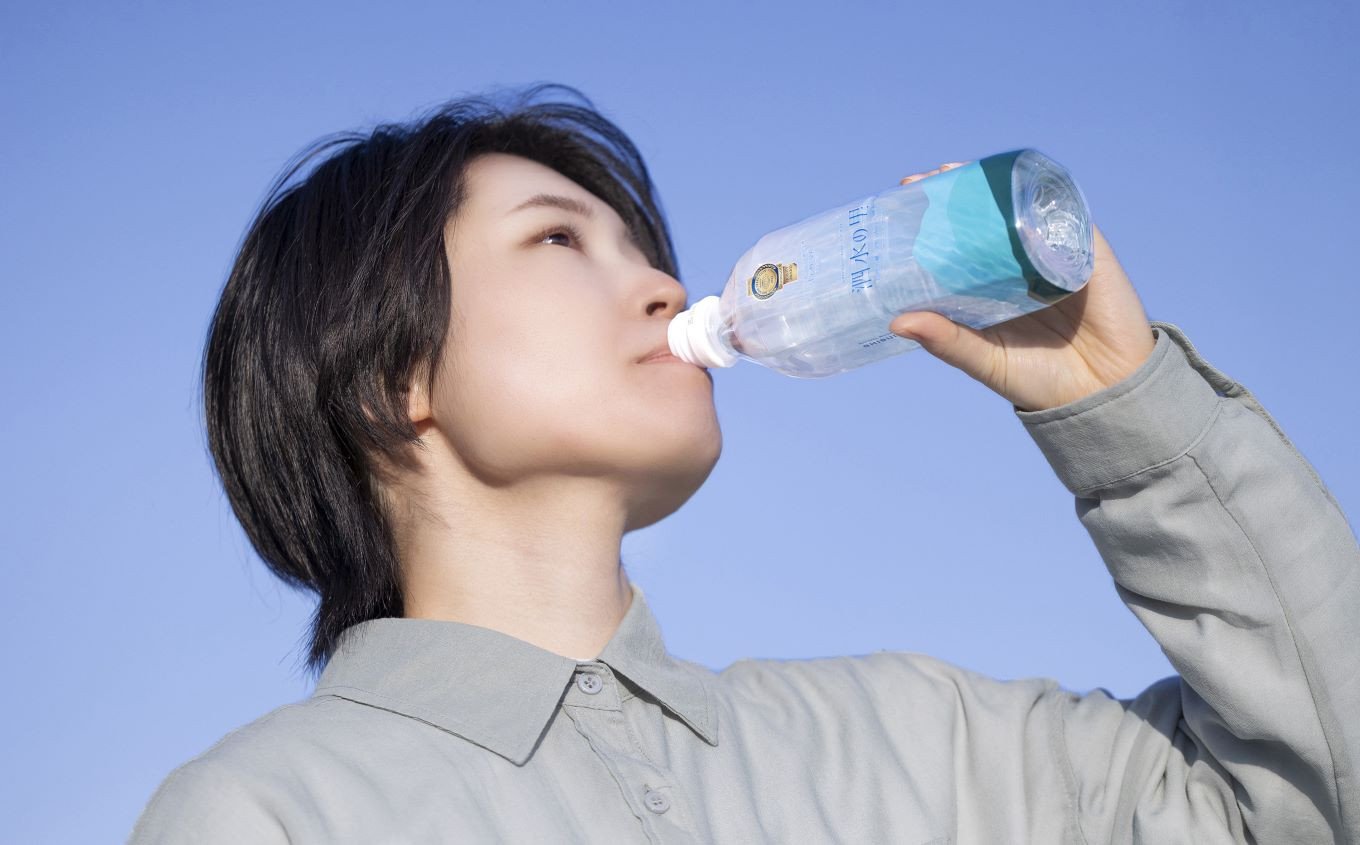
xmin=707 ymin=651 xmax=1082 ymax=779
xmin=127 ymin=697 xmax=352 ymax=843
xmin=712 ymin=650 xmax=1062 ymax=719
xmin=152 ymin=695 xmax=354 ymax=776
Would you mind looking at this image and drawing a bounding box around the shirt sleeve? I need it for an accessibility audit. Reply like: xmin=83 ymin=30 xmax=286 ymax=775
xmin=127 ymin=756 xmax=290 ymax=844
xmin=1013 ymin=319 xmax=1359 ymax=844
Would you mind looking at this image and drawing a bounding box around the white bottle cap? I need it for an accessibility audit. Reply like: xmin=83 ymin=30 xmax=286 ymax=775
xmin=667 ymin=295 xmax=738 ymax=368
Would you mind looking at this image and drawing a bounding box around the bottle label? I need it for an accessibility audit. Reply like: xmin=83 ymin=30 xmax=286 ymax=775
xmin=914 ymin=165 xmax=1021 ymax=298
xmin=747 ymin=261 xmax=799 ymax=299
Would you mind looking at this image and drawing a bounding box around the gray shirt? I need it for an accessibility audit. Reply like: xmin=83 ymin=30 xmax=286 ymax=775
xmin=128 ymin=321 xmax=1360 ymax=844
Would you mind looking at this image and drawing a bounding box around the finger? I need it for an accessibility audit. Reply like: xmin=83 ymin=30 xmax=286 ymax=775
xmin=888 ymin=310 xmax=996 ymax=380
xmin=901 ymin=162 xmax=969 ymax=185
xmin=900 ymin=168 xmax=942 ymax=185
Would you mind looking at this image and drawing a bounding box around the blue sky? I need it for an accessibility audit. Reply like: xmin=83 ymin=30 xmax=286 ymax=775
xmin=2 ymin=0 xmax=1357 ymax=840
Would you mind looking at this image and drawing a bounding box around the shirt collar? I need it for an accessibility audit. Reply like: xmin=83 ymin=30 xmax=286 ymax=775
xmin=312 ymin=582 xmax=718 ymax=765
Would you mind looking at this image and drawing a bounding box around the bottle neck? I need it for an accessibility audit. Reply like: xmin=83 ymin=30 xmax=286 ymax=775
xmin=669 ymin=295 xmax=739 ymax=368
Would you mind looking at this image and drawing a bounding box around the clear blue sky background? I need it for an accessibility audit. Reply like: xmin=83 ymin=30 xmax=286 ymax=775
xmin=3 ymin=1 xmax=1356 ymax=840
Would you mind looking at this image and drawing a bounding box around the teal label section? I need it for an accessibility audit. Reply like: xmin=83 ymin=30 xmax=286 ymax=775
xmin=914 ymin=161 xmax=1023 ymax=299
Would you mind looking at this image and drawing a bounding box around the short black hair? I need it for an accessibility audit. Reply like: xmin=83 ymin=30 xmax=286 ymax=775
xmin=201 ymin=83 xmax=680 ymax=680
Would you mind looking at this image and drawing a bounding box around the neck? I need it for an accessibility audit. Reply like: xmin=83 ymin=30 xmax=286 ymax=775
xmin=396 ymin=474 xmax=635 ymax=660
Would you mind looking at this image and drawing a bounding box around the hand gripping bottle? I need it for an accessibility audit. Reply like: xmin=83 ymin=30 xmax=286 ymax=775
xmin=667 ymin=149 xmax=1095 ymax=378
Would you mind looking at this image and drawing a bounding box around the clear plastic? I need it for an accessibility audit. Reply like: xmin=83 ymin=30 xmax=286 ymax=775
xmin=668 ymin=148 xmax=1095 ymax=378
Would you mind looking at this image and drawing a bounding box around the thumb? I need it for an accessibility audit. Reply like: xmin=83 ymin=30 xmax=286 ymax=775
xmin=889 ymin=310 xmax=996 ymax=379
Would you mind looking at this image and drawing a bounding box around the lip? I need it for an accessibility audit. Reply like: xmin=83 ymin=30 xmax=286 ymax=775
xmin=639 ymin=349 xmax=707 ymax=370
xmin=640 ymin=350 xmax=684 ymax=364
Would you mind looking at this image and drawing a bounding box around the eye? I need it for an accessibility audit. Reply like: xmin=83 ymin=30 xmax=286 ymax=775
xmin=534 ymin=221 xmax=586 ymax=249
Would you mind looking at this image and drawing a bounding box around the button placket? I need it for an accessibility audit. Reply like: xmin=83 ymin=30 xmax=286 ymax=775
xmin=565 ymin=665 xmax=623 ymax=712
xmin=643 ymin=788 xmax=671 ymax=814
xmin=561 ymin=691 xmax=695 ymax=841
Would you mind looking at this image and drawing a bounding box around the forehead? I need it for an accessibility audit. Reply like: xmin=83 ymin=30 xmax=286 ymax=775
xmin=459 ymin=152 xmax=608 ymax=219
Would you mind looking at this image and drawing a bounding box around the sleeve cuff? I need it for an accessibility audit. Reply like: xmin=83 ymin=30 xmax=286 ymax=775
xmin=1013 ymin=321 xmax=1222 ymax=496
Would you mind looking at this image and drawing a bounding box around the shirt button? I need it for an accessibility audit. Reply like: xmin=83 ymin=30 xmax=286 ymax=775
xmin=643 ymin=789 xmax=670 ymax=814
xmin=575 ymin=672 xmax=603 ymax=695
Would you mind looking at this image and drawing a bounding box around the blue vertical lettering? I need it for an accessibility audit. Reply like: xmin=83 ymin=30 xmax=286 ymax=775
xmin=847 ymin=204 xmax=873 ymax=292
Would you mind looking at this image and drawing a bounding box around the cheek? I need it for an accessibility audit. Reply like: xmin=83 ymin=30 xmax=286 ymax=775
xmin=437 ymin=296 xmax=625 ymax=472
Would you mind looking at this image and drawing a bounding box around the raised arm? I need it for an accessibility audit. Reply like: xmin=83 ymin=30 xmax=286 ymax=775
xmin=1013 ymin=319 xmax=1359 ymax=843
xmin=887 ymin=212 xmax=1357 ymax=841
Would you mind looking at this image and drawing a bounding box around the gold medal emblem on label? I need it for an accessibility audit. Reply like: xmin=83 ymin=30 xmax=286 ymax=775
xmin=747 ymin=261 xmax=798 ymax=299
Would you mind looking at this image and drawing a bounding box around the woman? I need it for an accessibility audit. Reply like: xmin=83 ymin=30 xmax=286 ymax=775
xmin=130 ymin=83 xmax=1357 ymax=843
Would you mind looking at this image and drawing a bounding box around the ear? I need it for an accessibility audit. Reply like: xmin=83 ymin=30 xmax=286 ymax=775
xmin=405 ymin=362 xmax=434 ymax=429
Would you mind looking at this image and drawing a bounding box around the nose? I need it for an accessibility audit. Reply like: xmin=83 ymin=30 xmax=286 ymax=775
xmin=638 ymin=266 xmax=689 ymax=319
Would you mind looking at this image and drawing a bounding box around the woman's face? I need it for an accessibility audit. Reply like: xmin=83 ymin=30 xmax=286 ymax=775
xmin=420 ymin=153 xmax=721 ymax=530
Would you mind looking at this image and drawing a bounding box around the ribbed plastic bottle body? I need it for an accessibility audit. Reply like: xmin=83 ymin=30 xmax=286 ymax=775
xmin=686 ymin=149 xmax=1094 ymax=379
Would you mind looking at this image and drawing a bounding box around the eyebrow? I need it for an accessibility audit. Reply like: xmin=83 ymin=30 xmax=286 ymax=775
xmin=505 ymin=193 xmax=596 ymax=220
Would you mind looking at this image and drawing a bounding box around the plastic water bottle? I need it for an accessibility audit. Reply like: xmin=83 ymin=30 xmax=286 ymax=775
xmin=667 ymin=148 xmax=1094 ymax=378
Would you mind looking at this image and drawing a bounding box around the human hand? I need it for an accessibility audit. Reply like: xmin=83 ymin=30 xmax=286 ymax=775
xmin=889 ymin=162 xmax=1157 ymax=413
